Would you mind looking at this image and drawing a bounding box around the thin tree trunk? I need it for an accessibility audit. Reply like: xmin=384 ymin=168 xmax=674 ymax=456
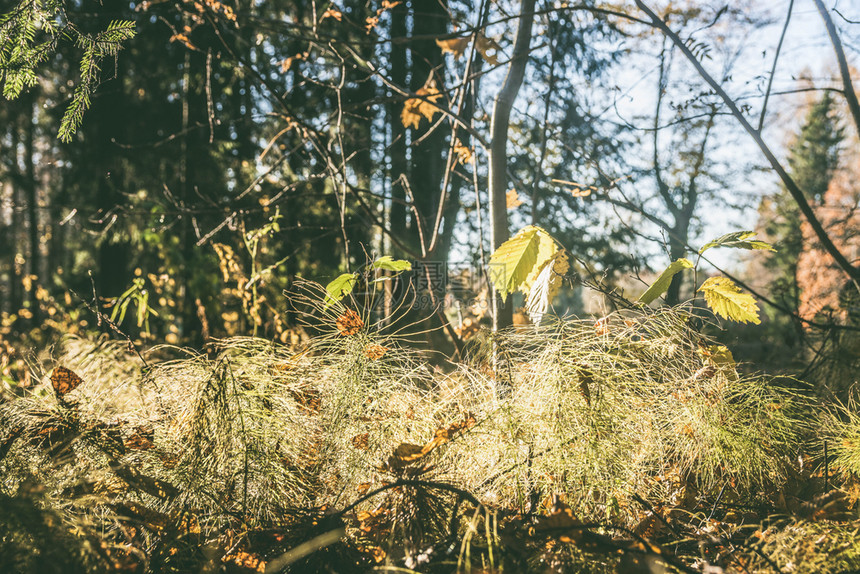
xmin=8 ymin=122 xmax=22 ymax=314
xmin=24 ymin=94 xmax=39 ymax=323
xmin=488 ymin=0 xmax=536 ymax=331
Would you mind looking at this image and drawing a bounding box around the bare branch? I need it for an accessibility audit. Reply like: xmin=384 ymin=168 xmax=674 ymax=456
xmin=635 ymin=0 xmax=860 ymax=288
xmin=758 ymin=0 xmax=794 ymax=132
xmin=813 ymin=0 xmax=860 ymax=139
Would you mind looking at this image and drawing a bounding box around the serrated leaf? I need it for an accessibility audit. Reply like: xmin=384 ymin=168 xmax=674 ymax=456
xmin=372 ymin=256 xmax=411 ymax=272
xmin=637 ymin=258 xmax=694 ymax=305
xmin=698 ymin=231 xmax=775 ymax=255
xmin=488 ymin=226 xmax=540 ymax=302
xmin=523 ymin=231 xmax=560 ymax=294
xmin=525 ymin=250 xmax=569 ymax=325
xmin=324 ymin=272 xmax=357 ymax=309
xmin=697 ymin=276 xmax=760 ymax=324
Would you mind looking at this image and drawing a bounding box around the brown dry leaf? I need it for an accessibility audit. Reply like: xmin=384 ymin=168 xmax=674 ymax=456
xmin=369 ymin=546 xmax=386 ymax=563
xmin=436 ymin=36 xmax=470 ymax=59
xmin=278 ymin=52 xmax=305 ymax=73
xmin=364 ymin=344 xmax=387 ymax=360
xmin=424 ymin=414 xmax=477 ymax=453
xmin=506 ymin=189 xmax=523 ymax=209
xmin=352 ymin=432 xmax=370 ymax=451
xmin=125 ymin=426 xmax=155 ymax=451
xmin=357 ymin=482 xmax=371 ymax=495
xmin=389 ymin=442 xmax=424 ymax=464
xmin=552 ymin=178 xmax=596 ymax=198
xmin=51 ymin=366 xmax=83 ymax=397
xmin=222 ymin=550 xmax=266 ymax=573
xmin=401 ymin=102 xmax=423 ymax=130
xmin=336 ymin=309 xmax=364 ymax=335
xmin=530 ymin=501 xmax=583 ymax=543
xmin=357 ymin=506 xmax=389 ymax=534
xmin=385 ymin=414 xmax=476 ymax=473
xmin=453 ymin=139 xmax=473 ymax=164
xmin=288 ymin=387 xmax=321 ymax=414
xmin=271 ymin=349 xmax=310 ymax=374
xmin=475 ymin=33 xmax=501 ymax=66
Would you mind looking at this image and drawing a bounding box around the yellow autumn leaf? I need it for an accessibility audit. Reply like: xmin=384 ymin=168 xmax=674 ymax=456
xmin=436 ymin=36 xmax=470 ymax=59
xmin=637 ymin=258 xmax=694 ymax=305
xmin=522 ymin=230 xmax=560 ymax=293
xmin=476 ymin=33 xmax=502 ymax=66
xmin=489 ymin=226 xmax=559 ymax=303
xmin=506 ymin=189 xmax=523 ymax=209
xmin=698 ymin=276 xmax=761 ymax=324
xmin=401 ymin=83 xmax=443 ymax=129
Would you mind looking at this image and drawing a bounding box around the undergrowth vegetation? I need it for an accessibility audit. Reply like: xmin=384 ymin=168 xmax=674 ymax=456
xmin=2 ymin=280 xmax=860 ymax=573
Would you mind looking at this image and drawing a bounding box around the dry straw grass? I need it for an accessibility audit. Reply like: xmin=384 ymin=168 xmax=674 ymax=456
xmin=2 ymin=279 xmax=858 ymax=572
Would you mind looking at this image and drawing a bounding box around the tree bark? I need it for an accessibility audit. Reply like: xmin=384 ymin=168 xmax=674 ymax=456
xmin=488 ymin=0 xmax=537 ymax=331
xmin=389 ymin=1 xmax=408 ymax=249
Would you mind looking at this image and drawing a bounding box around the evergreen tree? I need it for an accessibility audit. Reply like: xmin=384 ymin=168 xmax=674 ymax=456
xmin=762 ymin=92 xmax=844 ymax=315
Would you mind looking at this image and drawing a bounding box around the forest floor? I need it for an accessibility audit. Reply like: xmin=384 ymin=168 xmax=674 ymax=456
xmin=2 ymin=288 xmax=860 ymax=573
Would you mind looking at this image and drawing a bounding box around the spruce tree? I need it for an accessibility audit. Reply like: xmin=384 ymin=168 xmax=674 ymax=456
xmin=763 ymin=92 xmax=844 ymax=316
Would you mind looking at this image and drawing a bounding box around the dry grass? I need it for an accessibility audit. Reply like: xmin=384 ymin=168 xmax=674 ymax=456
xmin=0 ymin=280 xmax=857 ymax=572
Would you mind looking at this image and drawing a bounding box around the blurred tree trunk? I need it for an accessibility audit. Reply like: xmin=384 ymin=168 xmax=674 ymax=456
xmin=24 ymin=94 xmax=40 ymax=323
xmin=389 ymin=1 xmax=408 ymax=249
xmin=7 ymin=119 xmax=23 ymax=315
xmin=409 ymin=0 xmax=448 ymax=255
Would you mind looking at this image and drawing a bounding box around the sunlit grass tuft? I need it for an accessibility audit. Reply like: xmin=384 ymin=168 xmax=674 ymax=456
xmin=0 ymin=283 xmax=828 ymax=571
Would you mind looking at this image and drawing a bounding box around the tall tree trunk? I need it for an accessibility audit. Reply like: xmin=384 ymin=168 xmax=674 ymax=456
xmin=389 ymin=1 xmax=408 ymax=249
xmin=488 ymin=0 xmax=536 ymax=332
xmin=665 ymin=222 xmax=689 ymax=305
xmin=409 ymin=0 xmax=448 ymax=255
